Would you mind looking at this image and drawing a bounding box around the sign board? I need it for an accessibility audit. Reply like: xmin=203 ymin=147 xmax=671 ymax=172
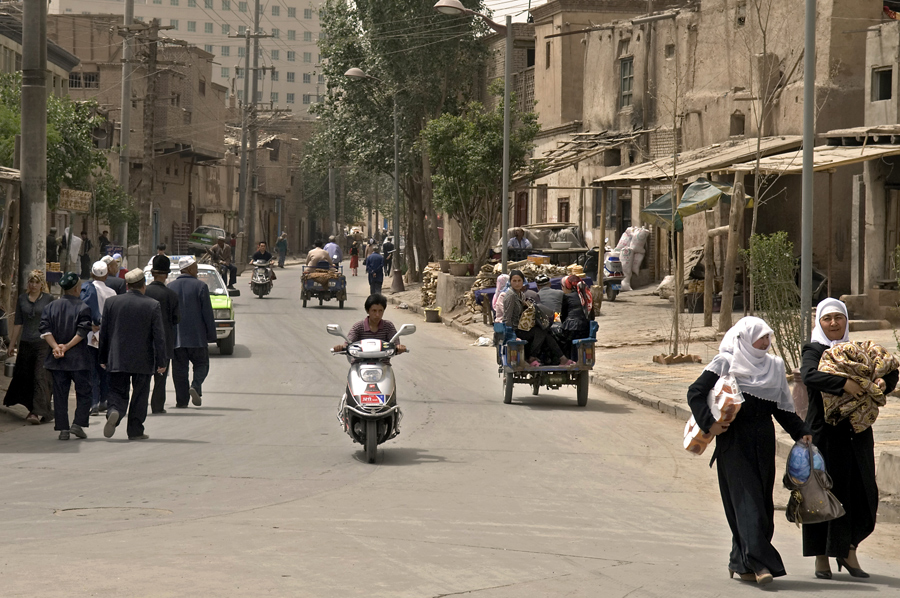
xmin=58 ymin=189 xmax=92 ymax=213
xmin=106 ymin=245 xmax=124 ymax=258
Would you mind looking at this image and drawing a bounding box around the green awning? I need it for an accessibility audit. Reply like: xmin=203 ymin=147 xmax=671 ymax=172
xmin=639 ymin=178 xmax=754 ymax=232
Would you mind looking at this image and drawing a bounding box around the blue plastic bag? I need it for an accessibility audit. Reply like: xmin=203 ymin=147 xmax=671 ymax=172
xmin=787 ymin=441 xmax=826 ymax=485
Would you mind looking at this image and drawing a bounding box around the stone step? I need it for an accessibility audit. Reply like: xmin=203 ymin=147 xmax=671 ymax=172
xmin=848 ymin=319 xmax=892 ymax=332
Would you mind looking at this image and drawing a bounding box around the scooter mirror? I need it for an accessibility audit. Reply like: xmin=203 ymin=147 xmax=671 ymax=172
xmin=326 ymin=324 xmax=347 ymax=340
xmin=398 ymin=324 xmax=416 ymax=336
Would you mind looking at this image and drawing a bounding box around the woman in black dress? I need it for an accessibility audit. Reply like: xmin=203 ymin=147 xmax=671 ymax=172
xmin=3 ymin=270 xmax=54 ymax=423
xmin=687 ymin=316 xmax=811 ymax=585
xmin=557 ymin=275 xmax=593 ymax=357
xmin=801 ymin=298 xmax=898 ymax=579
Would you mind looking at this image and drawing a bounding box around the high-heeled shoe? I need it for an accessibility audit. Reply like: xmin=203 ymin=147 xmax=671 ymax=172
xmin=836 ymin=557 xmax=869 ymax=578
xmin=755 ymin=568 xmax=774 ymax=585
xmin=728 ymin=568 xmax=755 ymax=582
xmin=815 ymin=569 xmax=833 ymax=580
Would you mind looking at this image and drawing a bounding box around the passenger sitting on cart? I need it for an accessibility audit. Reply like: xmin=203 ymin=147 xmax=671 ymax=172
xmin=332 ymin=294 xmax=406 ymax=357
xmin=307 ymin=240 xmax=332 ymax=267
xmin=502 ymin=269 xmax=574 ymax=368
xmin=554 ymin=275 xmax=595 ymax=358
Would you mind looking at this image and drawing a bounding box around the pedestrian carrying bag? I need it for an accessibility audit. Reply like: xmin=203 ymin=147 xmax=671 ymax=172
xmin=783 ymin=442 xmax=845 ymax=526
xmin=683 ymin=374 xmax=744 ymax=455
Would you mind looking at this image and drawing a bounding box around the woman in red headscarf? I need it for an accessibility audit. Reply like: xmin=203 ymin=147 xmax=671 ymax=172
xmin=557 ymin=275 xmax=594 ymax=357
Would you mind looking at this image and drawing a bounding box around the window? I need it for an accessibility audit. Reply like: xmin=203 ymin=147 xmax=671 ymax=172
xmin=152 ymin=0 xmax=161 ymax=4
xmin=271 ymin=49 xmax=279 ymax=60
xmin=593 ymin=187 xmax=603 ymax=227
xmin=171 ymin=0 xmax=178 ymax=5
xmin=873 ymin=67 xmax=893 ymax=102
xmin=238 ymin=47 xmax=245 ymax=57
xmin=735 ymin=1 xmax=747 ymax=27
xmin=272 ymin=28 xmax=279 ymax=38
xmin=237 ymin=90 xmax=243 ymax=101
xmin=620 ymin=57 xmax=634 ymax=108
xmin=219 ymin=46 xmax=229 ymax=56
xmin=204 ymin=44 xmax=214 ymax=53
xmin=205 ymin=22 xmax=213 ymax=33
xmin=238 ymin=1 xmax=246 ymax=10
xmin=665 ymin=44 xmax=675 ymax=58
xmin=730 ymin=111 xmax=745 ymax=136
xmin=271 ymin=92 xmax=278 ymax=103
xmin=545 ymin=41 xmax=550 ymax=69
xmin=205 ymin=0 xmax=212 ymax=7
xmin=303 ymin=31 xmax=311 ymax=42
xmin=255 ymin=91 xmax=262 ymax=102
xmin=271 ymin=5 xmax=279 ymax=16
xmin=188 ymin=0 xmax=196 ymax=6
xmin=304 ymin=8 xmax=312 ymax=18
xmin=271 ymin=70 xmax=279 ymax=81
xmin=302 ymin=93 xmax=311 ymax=104
xmin=303 ymin=52 xmax=311 ymax=63
xmin=286 ymin=93 xmax=294 ymax=103
xmin=288 ymin=7 xmax=296 ymax=17
xmin=288 ymin=30 xmax=296 ymax=41
xmin=238 ymin=25 xmax=246 ymax=34
xmin=169 ymin=20 xmax=179 ymax=30
xmin=221 ymin=0 xmax=230 ymax=9
xmin=187 ymin=21 xmax=196 ymax=32
xmin=221 ymin=67 xmax=230 ymax=78
xmin=135 ymin=16 xmax=144 ymax=21
xmin=287 ymin=51 xmax=296 ymax=61
xmin=257 ymin=69 xmax=263 ymax=80
xmin=606 ymin=189 xmax=618 ymax=229
xmin=221 ymin=24 xmax=230 ymax=34
xmin=317 ymin=74 xmax=324 ymax=84
xmin=236 ymin=67 xmax=244 ymax=78
xmin=557 ymin=197 xmax=570 ymax=223
xmin=538 ymin=185 xmax=548 ymax=222
xmin=302 ymin=72 xmax=310 ymax=83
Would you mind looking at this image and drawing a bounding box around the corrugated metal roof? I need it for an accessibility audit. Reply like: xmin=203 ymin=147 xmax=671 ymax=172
xmin=514 ymin=129 xmax=644 ymax=185
xmin=595 ymin=136 xmax=803 ymax=183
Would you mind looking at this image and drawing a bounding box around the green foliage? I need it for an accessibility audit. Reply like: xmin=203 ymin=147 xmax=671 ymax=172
xmin=0 ymin=73 xmax=107 ymax=207
xmin=422 ymin=92 xmax=539 ymax=266
xmin=744 ymin=232 xmax=803 ymax=370
xmin=91 ymin=173 xmax=138 ymax=244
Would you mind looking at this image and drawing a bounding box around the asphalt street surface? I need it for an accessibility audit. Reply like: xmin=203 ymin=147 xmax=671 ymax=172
xmin=1 ymin=267 xmax=899 ymax=597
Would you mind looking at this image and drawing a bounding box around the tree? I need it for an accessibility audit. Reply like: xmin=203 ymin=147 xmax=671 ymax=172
xmin=312 ymin=0 xmax=488 ymax=279
xmin=422 ymin=89 xmax=539 ymax=269
xmin=0 ymin=73 xmax=107 ymax=206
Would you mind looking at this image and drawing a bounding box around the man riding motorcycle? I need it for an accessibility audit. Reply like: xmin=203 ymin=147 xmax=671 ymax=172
xmin=210 ymin=236 xmax=237 ymax=289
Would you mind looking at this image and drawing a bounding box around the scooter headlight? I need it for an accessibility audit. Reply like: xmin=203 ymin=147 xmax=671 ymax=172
xmin=359 ymin=367 xmax=384 ymax=383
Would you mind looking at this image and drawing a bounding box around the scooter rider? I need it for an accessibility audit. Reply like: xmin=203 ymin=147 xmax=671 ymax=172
xmin=210 ymin=236 xmax=237 ymax=290
xmin=332 ymin=294 xmax=407 ymax=355
xmin=250 ymin=241 xmax=276 ymax=283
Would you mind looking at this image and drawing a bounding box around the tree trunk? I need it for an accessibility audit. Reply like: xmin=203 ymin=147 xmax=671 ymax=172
xmin=719 ymin=173 xmax=746 ymax=332
xmin=420 ymin=148 xmax=442 ymax=261
xmin=0 ymin=183 xmax=20 ymax=317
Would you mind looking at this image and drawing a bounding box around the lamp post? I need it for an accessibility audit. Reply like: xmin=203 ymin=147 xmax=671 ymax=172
xmin=344 ymin=68 xmax=404 ymax=292
xmin=434 ymin=0 xmax=512 ymax=274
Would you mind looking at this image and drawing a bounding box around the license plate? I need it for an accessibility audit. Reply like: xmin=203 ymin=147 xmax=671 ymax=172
xmin=360 ymin=393 xmax=385 ymax=405
xmin=610 ymin=283 xmax=621 ymax=290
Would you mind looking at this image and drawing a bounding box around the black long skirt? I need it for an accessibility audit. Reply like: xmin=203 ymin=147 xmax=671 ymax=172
xmin=3 ymin=339 xmax=52 ymax=417
xmin=714 ymin=397 xmax=787 ymax=577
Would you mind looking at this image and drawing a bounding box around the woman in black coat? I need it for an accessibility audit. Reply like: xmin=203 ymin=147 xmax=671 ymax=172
xmin=556 ymin=275 xmax=594 ymax=357
xmin=687 ymin=317 xmax=811 ymax=585
xmin=801 ymin=298 xmax=898 ymax=579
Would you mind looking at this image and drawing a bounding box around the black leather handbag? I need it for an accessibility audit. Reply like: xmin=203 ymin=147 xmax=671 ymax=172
xmin=783 ymin=445 xmax=845 ymax=525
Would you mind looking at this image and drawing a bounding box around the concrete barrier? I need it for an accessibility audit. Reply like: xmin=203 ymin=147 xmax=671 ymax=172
xmin=435 ymin=272 xmax=475 ymax=314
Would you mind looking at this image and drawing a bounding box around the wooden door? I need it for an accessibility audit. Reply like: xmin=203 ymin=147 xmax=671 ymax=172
xmin=515 ymin=192 xmax=528 ymax=227
xmin=558 ymin=197 xmax=570 ymax=223
xmin=886 ymin=189 xmax=900 ymax=279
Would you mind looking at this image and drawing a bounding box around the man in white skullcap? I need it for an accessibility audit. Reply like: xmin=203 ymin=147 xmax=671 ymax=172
xmin=101 ymin=255 xmax=125 ymax=295
xmin=80 ymin=260 xmax=117 ymax=414
xmin=167 ymin=256 xmax=216 ymax=408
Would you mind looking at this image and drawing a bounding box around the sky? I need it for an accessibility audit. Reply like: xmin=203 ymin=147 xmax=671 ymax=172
xmin=484 ymin=0 xmax=543 ymax=23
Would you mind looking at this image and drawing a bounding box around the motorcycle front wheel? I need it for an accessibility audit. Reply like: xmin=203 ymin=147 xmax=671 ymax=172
xmin=365 ymin=419 xmax=377 ymax=463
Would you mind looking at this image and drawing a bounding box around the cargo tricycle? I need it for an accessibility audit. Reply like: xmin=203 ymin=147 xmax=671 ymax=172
xmin=301 ymin=262 xmax=347 ymax=308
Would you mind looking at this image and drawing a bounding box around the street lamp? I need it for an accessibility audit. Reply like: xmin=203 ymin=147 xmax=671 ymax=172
xmin=344 ymin=67 xmax=404 ymax=292
xmin=434 ymin=0 xmax=512 ymax=273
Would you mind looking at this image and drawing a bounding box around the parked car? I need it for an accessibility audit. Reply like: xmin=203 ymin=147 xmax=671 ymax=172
xmin=143 ymin=259 xmax=236 ymax=355
xmin=188 ymin=225 xmax=226 ymax=254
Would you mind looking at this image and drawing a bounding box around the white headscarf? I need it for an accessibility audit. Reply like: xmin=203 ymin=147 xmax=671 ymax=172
xmin=493 ymin=274 xmax=510 ymax=310
xmin=810 ymin=297 xmax=849 ymax=348
xmin=705 ymin=316 xmax=795 ymax=412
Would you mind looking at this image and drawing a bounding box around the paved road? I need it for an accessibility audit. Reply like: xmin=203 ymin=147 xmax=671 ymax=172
xmin=0 ymin=268 xmax=899 ymax=597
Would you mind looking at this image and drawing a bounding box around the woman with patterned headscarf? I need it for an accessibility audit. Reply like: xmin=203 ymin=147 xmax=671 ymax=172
xmin=801 ymin=298 xmax=898 ymax=579
xmin=687 ymin=316 xmax=811 ymax=585
xmin=556 ymin=275 xmax=594 ymax=357
xmin=3 ymin=270 xmax=54 ymax=424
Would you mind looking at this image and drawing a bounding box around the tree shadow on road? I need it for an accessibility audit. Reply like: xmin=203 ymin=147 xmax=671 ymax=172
xmin=770 ymin=579 xmax=883 ymax=592
xmin=368 ymin=447 xmax=449 ymax=466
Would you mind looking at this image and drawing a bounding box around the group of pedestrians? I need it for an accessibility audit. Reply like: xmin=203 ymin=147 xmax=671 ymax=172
xmin=3 ymin=254 xmax=215 ymax=441
xmin=689 ymin=299 xmax=897 ymax=585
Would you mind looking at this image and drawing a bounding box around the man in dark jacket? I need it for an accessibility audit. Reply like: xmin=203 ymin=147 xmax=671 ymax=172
xmin=99 ymin=268 xmax=167 ymax=440
xmin=40 ymin=272 xmax=93 ymax=440
xmin=144 ymin=255 xmax=180 ymax=414
xmin=168 ymin=256 xmax=217 ymax=408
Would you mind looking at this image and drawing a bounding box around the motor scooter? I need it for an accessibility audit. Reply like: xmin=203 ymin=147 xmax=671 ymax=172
xmin=579 ymin=241 xmax=625 ymax=301
xmin=327 ymin=323 xmax=416 ymax=463
xmin=250 ymin=259 xmax=273 ymax=298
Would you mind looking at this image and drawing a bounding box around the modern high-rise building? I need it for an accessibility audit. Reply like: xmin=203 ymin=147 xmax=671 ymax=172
xmin=51 ymin=0 xmax=324 ymax=115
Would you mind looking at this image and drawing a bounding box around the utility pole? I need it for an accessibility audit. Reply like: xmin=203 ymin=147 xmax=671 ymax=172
xmin=328 ymin=166 xmax=336 ymax=237
xmin=117 ymin=0 xmax=135 ymax=247
xmin=248 ymin=0 xmax=261 ymax=255
xmin=800 ymin=0 xmax=816 ymax=340
xmin=138 ymin=19 xmax=160 ymax=259
xmin=237 ymin=31 xmax=250 ymax=245
xmin=20 ymin=0 xmax=48 ymax=290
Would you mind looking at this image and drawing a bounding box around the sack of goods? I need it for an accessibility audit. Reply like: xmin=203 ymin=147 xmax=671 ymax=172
xmin=783 ymin=441 xmax=845 ymax=525
xmin=683 ymin=375 xmax=744 ymax=455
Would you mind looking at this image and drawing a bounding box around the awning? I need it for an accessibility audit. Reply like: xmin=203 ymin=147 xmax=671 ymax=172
xmin=729 ymin=143 xmax=900 ymax=175
xmin=596 ymin=136 xmax=803 ymax=183
xmin=640 ymin=178 xmax=753 ymax=232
